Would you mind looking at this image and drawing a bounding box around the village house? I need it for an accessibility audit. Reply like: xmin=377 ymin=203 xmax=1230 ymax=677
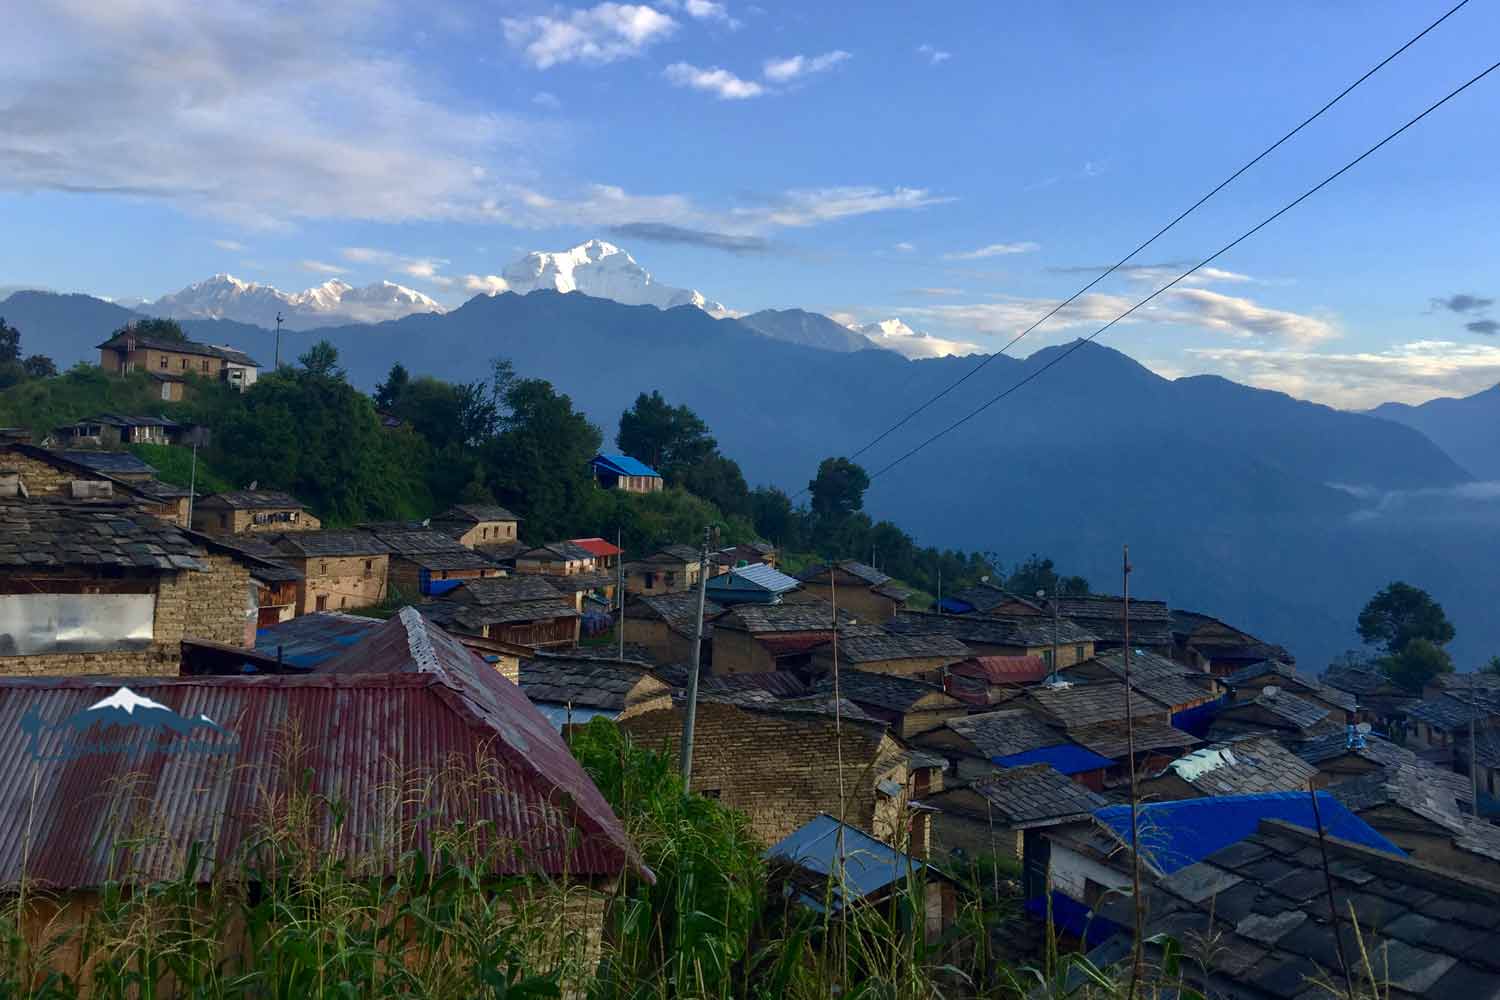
xmin=622 ymin=590 xmax=724 ymax=665
xmin=1219 ymin=658 xmax=1357 ymax=718
xmin=1405 ymin=690 xmax=1500 ymax=753
xmin=546 ymin=569 xmax=618 ymax=615
xmin=193 ymin=489 xmax=321 ymax=535
xmin=425 ymin=575 xmax=581 ymax=650
xmin=1207 ymin=685 xmax=1344 ymax=742
xmin=266 ymin=530 xmax=390 ymax=614
xmin=809 ymin=669 xmax=966 ymax=739
xmin=1061 ymin=648 xmax=1219 ymax=723
xmin=51 ymin=413 xmax=209 ymax=450
xmin=912 ymin=708 xmax=1113 ymax=789
xmin=923 ymin=764 xmax=1108 ymax=868
xmin=795 ymin=560 xmax=911 ymax=623
xmin=618 ymin=695 xmax=935 ymax=847
xmin=941 ymin=655 xmax=1049 ymax=706
xmin=623 ymin=543 xmax=703 ymax=596
xmin=807 ymin=631 xmax=971 ymax=678
xmin=1169 ymin=608 xmax=1293 ymax=676
xmin=430 ymin=503 xmax=522 ymax=547
xmin=1139 ymin=735 xmax=1319 ymax=800
xmin=367 ymin=527 xmax=504 ymax=599
xmin=96 ymin=328 xmax=260 ymax=396
xmin=1 ymin=442 xmax=190 ymax=526
xmin=887 ymin=609 xmax=1098 ymax=666
xmin=1100 ymin=816 xmax=1499 ymax=999
xmin=704 ymin=562 xmax=800 ymax=606
xmin=514 ymin=541 xmax=598 ymax=576
xmin=1053 ymin=594 xmax=1173 ymax=654
xmin=570 ymin=536 xmax=624 ymax=569
xmin=252 ymin=610 xmax=532 ymax=678
xmin=1321 ymin=658 xmax=1414 ymax=727
xmin=1019 ymin=681 xmax=1195 ymax=786
xmin=710 ymin=600 xmax=865 ymax=675
xmin=204 ymin=534 xmax=303 ymax=627
xmin=715 ymin=540 xmax=778 ymax=570
xmin=58 ymin=448 xmax=158 ymax=484
xmin=1329 ymin=764 xmax=1500 ymax=881
xmin=589 ymin=453 xmax=663 ymax=493
xmin=56 ymin=450 xmax=194 ymax=525
xmin=517 ymin=653 xmax=672 ymax=729
xmin=0 ymin=502 xmax=255 ymax=676
xmin=1292 ymin=727 xmax=1423 ymax=785
xmin=935 ymin=581 xmax=1045 ymax=616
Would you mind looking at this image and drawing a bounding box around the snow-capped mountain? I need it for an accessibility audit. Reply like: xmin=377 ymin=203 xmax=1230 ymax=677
xmin=494 ymin=240 xmax=732 ymax=316
xmin=149 ymin=274 xmax=444 ymax=330
xmin=853 ymin=318 xmax=983 ymax=359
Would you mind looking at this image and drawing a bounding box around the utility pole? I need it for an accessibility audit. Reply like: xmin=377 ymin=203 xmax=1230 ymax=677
xmin=273 ymin=311 xmax=284 ymax=368
xmin=1039 ymin=587 xmax=1060 ymax=683
xmin=616 ymin=526 xmax=625 ymax=662
xmin=1122 ymin=545 xmax=1145 ymax=998
xmin=1469 ymin=676 xmax=1480 ymax=812
xmin=936 ymin=566 xmax=942 ymax=616
xmin=679 ymin=525 xmax=712 ymax=783
xmin=186 ymin=441 xmax=199 ymax=527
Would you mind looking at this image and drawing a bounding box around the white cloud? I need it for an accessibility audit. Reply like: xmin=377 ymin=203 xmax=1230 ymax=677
xmin=1168 ymin=288 xmax=1336 ymax=344
xmin=916 ymin=43 xmax=951 ymax=64
xmin=664 ymin=63 xmax=765 ymax=100
xmin=910 ymin=287 xmax=964 ymax=296
xmin=213 ymin=239 xmax=245 ymax=252
xmin=763 ymin=50 xmax=851 ymax=83
xmin=338 ymin=247 xmax=449 ymax=283
xmin=1179 ymin=340 xmax=1500 ymax=408
xmin=533 ymin=91 xmax=562 ymax=109
xmin=742 ymin=186 xmax=951 ymax=227
xmin=502 ymin=3 xmax=677 ymax=69
xmin=902 ymin=293 xmax=1137 ymax=340
xmin=464 ymin=274 xmax=510 ymax=294
xmin=429 ymin=275 xmax=455 ymax=287
xmin=893 ymin=241 xmax=915 ymax=252
xmin=943 ymin=242 xmax=1040 ymax=260
xmin=683 ymin=0 xmax=739 ymax=26
xmin=859 ymin=318 xmax=981 ymax=359
xmin=301 ymin=259 xmax=348 ymax=275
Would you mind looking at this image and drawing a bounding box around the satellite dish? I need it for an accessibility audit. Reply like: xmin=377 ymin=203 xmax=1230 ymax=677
xmin=1036 ymin=589 xmax=1046 ymax=599
xmin=1357 ymin=722 xmax=1372 ymax=734
xmin=980 ymin=575 xmax=989 ymax=583
xmin=1263 ymin=685 xmax=1280 ymax=698
xmin=248 ymin=480 xmax=258 ymax=490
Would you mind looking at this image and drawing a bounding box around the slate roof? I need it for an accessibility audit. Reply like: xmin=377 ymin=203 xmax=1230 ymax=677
xmin=270 ymin=530 xmax=391 ymax=558
xmin=370 ymin=529 xmax=499 ymax=571
xmin=455 ymin=576 xmax=566 ymax=605
xmin=1055 ymin=594 xmax=1173 ymax=646
xmin=1293 ymin=731 xmax=1421 ymax=768
xmin=1081 ymin=649 xmax=1215 ymax=710
xmin=0 ymin=502 xmax=207 ymax=571
xmin=1220 ymin=660 xmax=1359 ymax=713
xmin=1406 ymin=694 xmax=1495 ymax=731
xmin=653 ymin=667 xmax=811 ymax=700
xmin=518 ymin=655 xmax=668 ymax=712
xmin=520 ymin=541 xmax=597 ymax=562
xmin=943 ymin=708 xmax=1066 ymax=758
xmin=1222 ymin=658 xmax=1301 ymax=688
xmin=1024 ymin=681 xmax=1164 ymax=728
xmin=824 ymin=632 xmax=971 ymax=664
xmin=1066 ymin=718 xmax=1200 ymax=760
xmin=96 ymin=330 xmax=258 ymax=367
xmin=628 ymin=591 xmax=725 ymax=635
xmin=798 ymin=559 xmax=891 ymax=587
xmin=1094 ymin=817 xmax=1500 ymax=1000
xmin=198 ymin=533 xmax=302 ymax=583
xmin=1330 ymin=763 xmax=1474 ymax=830
xmin=887 ymin=610 xmax=1098 ymax=647
xmin=810 ymin=670 xmax=959 ymax=714
xmin=423 ymin=599 xmax=579 ymax=630
xmin=967 ymin=764 xmax=1109 ymax=826
xmin=721 ymin=600 xmax=855 ymax=634
xmin=654 ymin=543 xmax=702 ymax=563
xmin=195 ymin=489 xmax=307 ymax=510
xmin=434 ymin=503 xmax=521 ymax=524
xmin=63 ymin=413 xmax=183 ymax=430
xmin=944 ymin=582 xmax=1040 ymax=614
xmin=58 ymin=450 xmax=157 ymax=477
xmin=1224 ymin=688 xmax=1331 ymax=729
xmin=1158 ymin=736 xmax=1319 ymax=796
xmin=1320 ymin=662 xmax=1394 ymax=698
xmin=545 ymin=570 xmax=616 ymax=593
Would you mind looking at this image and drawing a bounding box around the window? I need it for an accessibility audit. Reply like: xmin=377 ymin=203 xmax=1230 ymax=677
xmin=316 ymin=595 xmax=328 ymax=611
xmin=201 ymin=359 xmax=210 ymax=372
xmin=1076 ymin=644 xmax=1087 ymax=661
xmin=158 ymin=355 xmax=168 ymax=369
xmin=363 ymin=559 xmax=373 ymax=578
xmin=700 ymin=789 xmax=721 ymax=800
xmin=181 ymin=358 xmax=189 ymax=369
xmin=219 ymin=513 xmax=230 ymax=529
xmin=1041 ymin=649 xmax=1054 ymax=668
xmin=644 ymin=572 xmax=656 ymax=589
xmin=161 ymin=382 xmax=172 ymax=401
xmin=320 ymin=561 xmax=328 ymax=575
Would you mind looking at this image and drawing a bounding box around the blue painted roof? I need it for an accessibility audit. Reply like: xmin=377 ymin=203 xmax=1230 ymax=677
xmin=591 ymin=454 xmax=661 ymax=478
xmin=936 ymin=597 xmax=975 ymax=614
xmin=1094 ymin=791 xmax=1405 ymax=875
xmin=255 ymin=612 xmax=382 ymax=669
xmin=995 ymin=744 xmax=1114 ymax=775
xmin=705 ymin=562 xmax=800 ymax=595
xmin=766 ymin=814 xmax=925 ymax=906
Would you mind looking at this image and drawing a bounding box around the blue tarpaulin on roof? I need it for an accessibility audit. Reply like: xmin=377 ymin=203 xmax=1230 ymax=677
xmin=936 ymin=597 xmax=975 ymax=614
xmin=256 ymin=614 xmax=381 ymax=669
xmin=1024 ymin=892 xmax=1121 ymax=947
xmin=1093 ymin=791 xmax=1404 ymax=875
xmin=994 ymin=744 xmax=1114 ymax=775
xmin=426 ymin=578 xmax=463 ymax=597
xmin=1170 ymin=695 xmax=1224 ymax=739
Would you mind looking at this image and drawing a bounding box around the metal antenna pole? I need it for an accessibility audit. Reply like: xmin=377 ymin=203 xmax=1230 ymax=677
xmin=616 ymin=526 xmax=625 ymax=662
xmin=1123 ymin=545 xmax=1145 ymax=997
xmin=679 ymin=525 xmax=712 ymax=783
xmin=1052 ymin=588 xmax=1061 ymax=681
xmin=274 ymin=311 xmax=284 ymax=368
xmin=186 ymin=441 xmax=198 ymax=528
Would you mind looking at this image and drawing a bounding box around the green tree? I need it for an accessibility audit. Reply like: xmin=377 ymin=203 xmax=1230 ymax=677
xmin=808 ymin=456 xmax=870 ymax=520
xmin=128 ymin=317 xmax=189 ymax=342
xmin=21 ymin=355 xmax=57 ymax=379
xmin=0 ymin=318 xmax=19 ymax=363
xmin=298 ymin=340 xmax=344 ymax=379
xmin=1001 ymin=554 xmax=1090 ymax=597
xmin=1481 ymin=656 xmax=1500 ymax=676
xmin=373 ymin=362 xmax=410 ymax=410
xmin=676 ymin=453 xmax=750 ymax=518
xmin=750 ymin=486 xmax=798 ymax=546
xmin=1357 ymin=581 xmax=1456 ymax=655
xmin=484 ymin=378 xmax=603 ymax=540
xmin=617 ymin=390 xmax=715 ymax=473
xmin=1381 ymin=637 xmax=1455 ymax=694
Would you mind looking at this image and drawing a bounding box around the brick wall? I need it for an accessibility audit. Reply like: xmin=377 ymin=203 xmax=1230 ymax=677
xmin=619 ymin=701 xmax=910 ymax=846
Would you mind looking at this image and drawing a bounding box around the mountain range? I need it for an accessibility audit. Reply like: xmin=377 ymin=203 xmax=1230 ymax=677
xmin=3 ymin=248 xmax=1498 ymax=672
xmin=144 ymin=275 xmax=444 ymax=331
xmin=1368 ymin=385 xmax=1500 ymax=481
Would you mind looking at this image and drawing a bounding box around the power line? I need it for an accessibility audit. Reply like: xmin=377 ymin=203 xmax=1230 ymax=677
xmin=864 ymin=57 xmax=1500 ymax=485
xmin=822 ymin=0 xmax=1473 ymax=482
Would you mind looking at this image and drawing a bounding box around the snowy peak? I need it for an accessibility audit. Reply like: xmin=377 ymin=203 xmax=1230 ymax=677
xmin=150 ymin=274 xmax=444 ymax=330
xmin=498 ymin=240 xmax=731 ymax=316
xmin=853 ymin=317 xmax=983 ymax=359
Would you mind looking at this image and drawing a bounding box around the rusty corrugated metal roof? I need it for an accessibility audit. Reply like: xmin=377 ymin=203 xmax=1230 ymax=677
xmin=0 ymin=615 xmax=639 ymax=889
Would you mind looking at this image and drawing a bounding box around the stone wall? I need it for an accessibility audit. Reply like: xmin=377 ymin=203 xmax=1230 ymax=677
xmin=5 ymin=451 xmax=90 ymax=498
xmin=798 ymin=582 xmax=899 ymax=624
xmin=709 ymin=629 xmax=775 ymax=675
xmin=294 ymin=554 xmax=389 ymax=613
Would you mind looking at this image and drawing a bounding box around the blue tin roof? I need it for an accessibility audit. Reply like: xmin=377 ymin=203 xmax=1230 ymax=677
xmin=255 ymin=612 xmax=382 ymax=669
xmin=1094 ymin=791 xmax=1404 ymax=875
xmin=591 ymin=454 xmax=661 ymax=478
xmin=706 ymin=563 xmax=800 ymax=596
xmin=766 ymin=813 xmax=925 ymax=907
xmin=995 ymin=744 xmax=1114 ymax=775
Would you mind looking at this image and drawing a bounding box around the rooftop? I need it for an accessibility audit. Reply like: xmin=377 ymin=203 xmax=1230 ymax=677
xmin=797 ymin=559 xmax=891 ymax=588
xmin=720 ymin=599 xmax=856 ymax=635
xmin=57 ymin=449 xmax=157 ymax=477
xmin=1293 ymin=730 xmax=1421 ymax=768
xmin=966 ymin=764 xmax=1109 ymax=826
xmin=198 ymin=489 xmax=308 ymax=510
xmin=1066 ymin=717 xmax=1200 ymax=760
xmin=704 ymin=562 xmax=800 ymax=595
xmin=520 ymin=541 xmax=598 ymax=562
xmin=454 ymin=575 xmax=564 ymax=605
xmin=569 ymin=536 xmax=622 ymax=558
xmin=888 ymin=610 xmax=1099 ymax=647
xmin=627 ymin=590 xmax=725 ymax=635
xmin=766 ymin=814 xmax=928 ymax=908
xmin=1330 ymin=763 xmax=1474 ymax=831
xmin=1158 ymin=736 xmax=1319 ymax=796
xmin=1226 ymin=687 xmax=1332 ymax=730
xmin=810 ymin=669 xmax=960 ymax=714
xmin=942 ymin=708 xmax=1067 ymax=758
xmin=518 ymin=655 xmax=669 ymax=712
xmin=1055 ymin=594 xmax=1173 ymax=646
xmin=0 ymin=502 xmax=207 ymax=572
xmin=1406 ymin=693 xmax=1496 ymax=731
xmin=591 ymin=453 xmax=662 ymax=478
xmin=1079 ymin=649 xmax=1216 ymax=709
xmin=255 ymin=612 xmax=381 ymax=669
xmin=1024 ymin=681 xmax=1164 ymax=728
xmin=824 ymin=632 xmax=971 ymax=664
xmin=270 ymin=530 xmax=391 ymax=558
xmin=368 ymin=528 xmax=500 ymax=571
xmin=434 ymin=503 xmax=522 ymax=524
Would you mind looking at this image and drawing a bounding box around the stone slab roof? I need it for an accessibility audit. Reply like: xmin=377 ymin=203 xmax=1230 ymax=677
xmin=942 ymin=708 xmax=1065 ymax=758
xmin=888 ymin=610 xmax=1098 ymax=647
xmin=1067 ymin=717 xmax=1199 ymax=760
xmin=197 ymin=490 xmax=307 ymax=510
xmin=0 ymin=501 xmax=206 ymax=571
xmin=1081 ymin=649 xmax=1216 ymax=709
xmin=1055 ymin=594 xmax=1172 ymax=646
xmin=1159 ymin=735 xmax=1318 ymax=796
xmin=827 ymin=632 xmax=971 ymax=664
xmin=519 ymin=655 xmax=667 ymax=712
xmin=1024 ymin=681 xmax=1164 ymax=728
xmin=721 ymin=599 xmax=854 ymax=634
xmin=1293 ymin=731 xmax=1420 ymax=769
xmin=810 ymin=669 xmax=960 ymax=714
xmin=456 ymin=576 xmax=567 ymax=605
xmin=627 ymin=591 xmax=725 ymax=635
xmin=968 ymin=763 xmax=1109 ymax=826
xmin=270 ymin=531 xmax=390 ymax=558
xmin=433 ymin=503 xmax=521 ymax=524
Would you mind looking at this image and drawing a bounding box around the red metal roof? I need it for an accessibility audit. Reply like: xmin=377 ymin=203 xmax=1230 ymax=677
xmin=570 ymin=537 xmax=623 ymax=558
xmin=0 ymin=611 xmax=640 ymax=889
xmin=759 ymin=633 xmax=835 ymax=657
xmin=951 ymin=655 xmax=1050 ymax=685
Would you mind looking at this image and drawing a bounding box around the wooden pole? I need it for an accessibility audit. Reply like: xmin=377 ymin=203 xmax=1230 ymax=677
xmin=679 ymin=525 xmax=712 ymax=783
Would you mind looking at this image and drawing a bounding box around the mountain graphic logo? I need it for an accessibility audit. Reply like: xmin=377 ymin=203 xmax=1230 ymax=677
xmin=19 ymin=687 xmax=239 ymax=761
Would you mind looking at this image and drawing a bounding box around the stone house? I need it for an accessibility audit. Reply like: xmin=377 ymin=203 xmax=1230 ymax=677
xmin=0 ymin=502 xmax=254 ymax=676
xmin=618 ymin=696 xmax=935 ymax=848
xmin=1219 ymin=659 xmax=1356 ymax=719
xmin=515 ymin=541 xmax=598 ymax=576
xmin=545 ymin=570 xmax=618 ymax=613
xmin=1061 ymin=649 xmax=1219 ymax=720
xmin=52 ymin=414 xmax=207 ymax=449
xmin=1330 ymin=764 xmax=1500 ymax=881
xmin=518 ymin=654 xmax=672 ymax=728
xmin=199 ymin=534 xmax=303 ymax=627
xmin=911 ymin=708 xmax=1113 ymax=789
xmin=795 ymin=560 xmax=910 ymax=623
xmin=1292 ymin=729 xmax=1422 ymax=786
xmin=267 ymin=530 xmax=390 ymax=614
xmin=430 ymin=503 xmax=522 ymax=548
xmin=810 ymin=669 xmax=966 ymax=739
xmin=193 ymin=490 xmax=321 ymax=535
xmin=1207 ymin=686 xmax=1344 ymax=742
xmin=589 ymin=453 xmax=663 ymax=493
xmin=1138 ymin=735 xmax=1318 ymax=800
xmin=0 ymin=443 xmax=191 ymax=526
xmin=366 ymin=527 xmax=503 ymax=600
xmin=1404 ymin=693 xmax=1499 ymax=752
xmin=622 ymin=591 xmax=725 ymax=665
xmin=623 ymin=544 xmax=703 ymax=596
xmin=96 ymin=328 xmax=260 ymax=393
xmin=942 ymin=655 xmax=1049 ymax=706
xmin=1169 ymin=609 xmax=1293 ymax=676
xmin=808 ymin=632 xmax=971 ymax=679
xmin=710 ymin=600 xmax=858 ymax=675
xmin=887 ymin=609 xmax=1098 ymax=666
xmin=425 ymin=575 xmax=581 ymax=649
xmin=1052 ymin=594 xmax=1174 ymax=654
xmin=923 ymin=764 xmax=1107 ymax=866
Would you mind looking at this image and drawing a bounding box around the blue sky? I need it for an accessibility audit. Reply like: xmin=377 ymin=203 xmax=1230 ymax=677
xmin=4 ymin=1 xmax=1499 ymax=406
